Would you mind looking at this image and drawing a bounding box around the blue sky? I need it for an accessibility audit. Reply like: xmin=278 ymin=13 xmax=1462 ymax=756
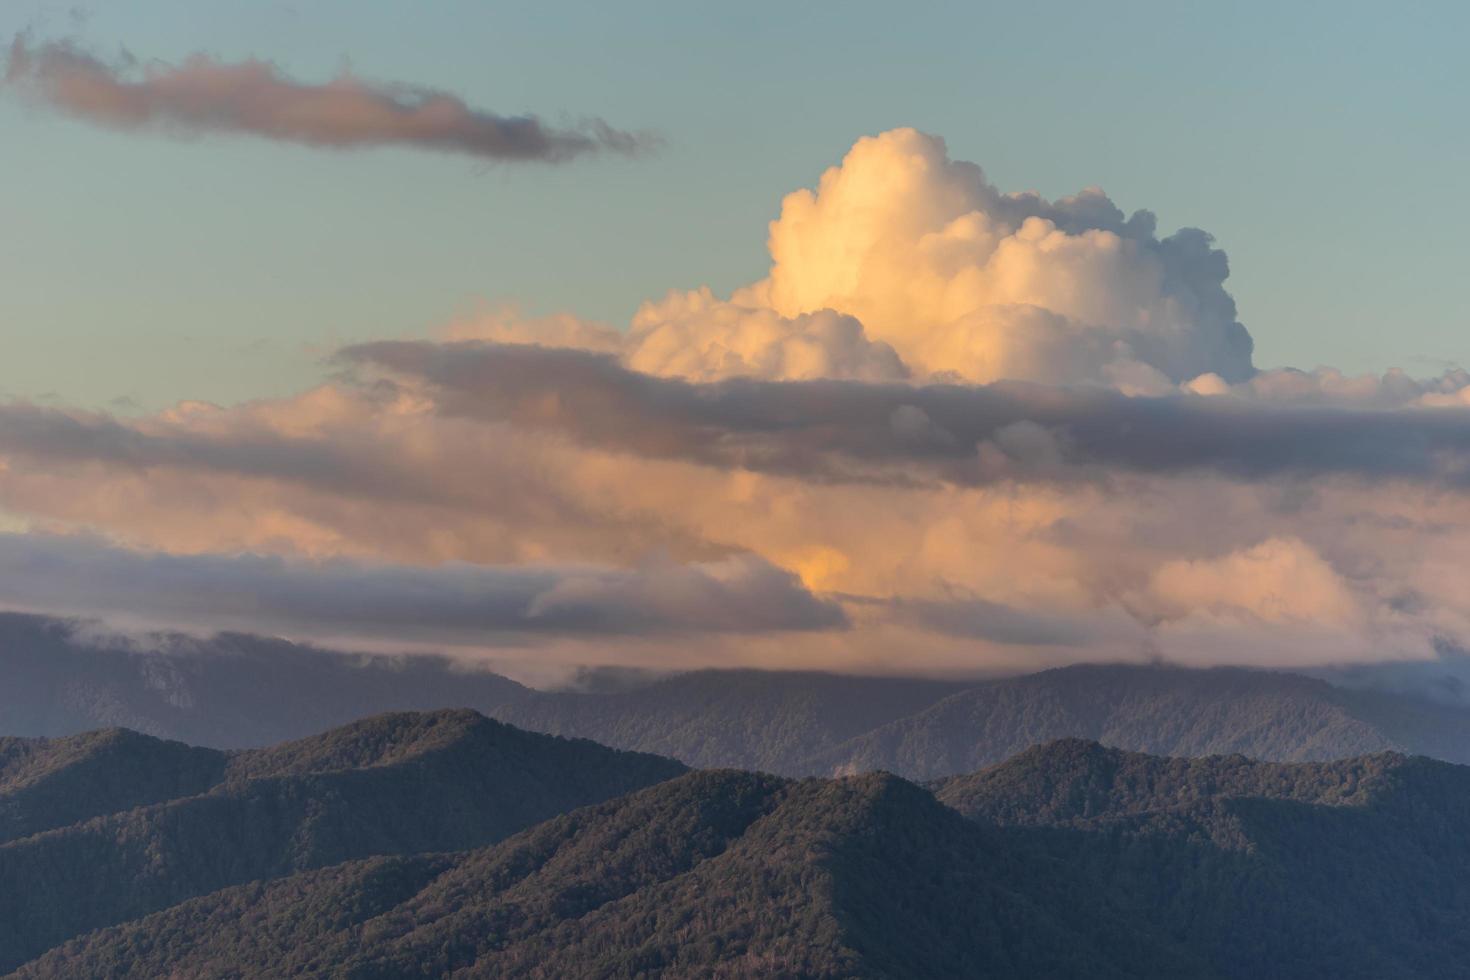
xmin=3 ymin=0 xmax=1468 ymax=410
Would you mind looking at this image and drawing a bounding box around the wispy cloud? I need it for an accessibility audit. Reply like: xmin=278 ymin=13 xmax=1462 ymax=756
xmin=3 ymin=35 xmax=656 ymax=162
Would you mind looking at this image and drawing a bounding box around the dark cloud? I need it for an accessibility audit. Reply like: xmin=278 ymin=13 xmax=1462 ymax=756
xmin=343 ymin=340 xmax=1470 ymax=487
xmin=3 ymin=36 xmax=655 ymax=162
xmin=0 ymin=533 xmax=845 ymax=644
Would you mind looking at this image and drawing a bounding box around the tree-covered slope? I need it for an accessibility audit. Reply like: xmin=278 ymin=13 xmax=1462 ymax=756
xmin=9 ymin=610 xmax=1470 ymax=782
xmin=490 ymin=669 xmax=974 ymax=774
xmin=0 ymin=711 xmax=685 ymax=973
xmin=15 ymin=770 xmax=1191 ymax=979
xmin=10 ymin=732 xmax=1470 ymax=978
xmin=811 ymin=663 xmax=1470 ymax=779
xmin=935 ymin=739 xmax=1470 ymax=979
xmin=0 ymin=612 xmax=529 ymax=748
xmin=933 ymin=737 xmax=1402 ymax=826
xmin=0 ymin=728 xmax=227 ymax=843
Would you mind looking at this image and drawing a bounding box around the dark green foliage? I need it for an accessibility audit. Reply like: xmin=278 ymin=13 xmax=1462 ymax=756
xmin=0 ymin=711 xmax=684 ymax=973
xmin=7 ymin=700 xmax=1470 ymax=977
xmin=0 ymin=728 xmax=227 ymax=842
xmin=937 ymin=739 xmax=1470 ymax=979
xmin=933 ymin=737 xmax=1401 ymax=826
xmin=16 ymin=770 xmax=1195 ymax=979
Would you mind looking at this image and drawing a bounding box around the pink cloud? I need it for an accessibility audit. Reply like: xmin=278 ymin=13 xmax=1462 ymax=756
xmin=3 ymin=36 xmax=655 ymax=162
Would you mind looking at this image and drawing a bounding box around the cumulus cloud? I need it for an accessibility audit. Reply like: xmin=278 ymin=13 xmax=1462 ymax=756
xmin=0 ymin=533 xmax=844 ymax=645
xmin=3 ymin=35 xmax=654 ymax=162
xmin=745 ymin=128 xmax=1254 ymax=388
xmin=624 ymin=288 xmax=907 ymax=382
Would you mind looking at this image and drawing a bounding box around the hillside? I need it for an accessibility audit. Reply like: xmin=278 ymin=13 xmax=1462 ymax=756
xmin=19 ymin=741 xmax=1470 ymax=978
xmin=8 ymin=612 xmax=1470 ymax=781
xmin=936 ymin=739 xmax=1470 ymax=978
xmin=0 ymin=613 xmax=529 ymax=748
xmin=0 ymin=728 xmax=227 ymax=843
xmin=14 ymin=770 xmax=1190 ymax=979
xmin=0 ymin=711 xmax=685 ymax=973
xmin=932 ymin=737 xmax=1403 ymax=826
xmin=8 ymin=727 xmax=1470 ymax=977
xmin=494 ymin=669 xmax=974 ymax=773
xmin=809 ymin=663 xmax=1470 ymax=779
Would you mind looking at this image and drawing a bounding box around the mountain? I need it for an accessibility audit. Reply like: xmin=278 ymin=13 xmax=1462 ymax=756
xmin=936 ymin=739 xmax=1470 ymax=978
xmin=0 ymin=728 xmax=226 ymax=843
xmin=8 ymin=718 xmax=1470 ymax=978
xmin=807 ymin=663 xmax=1470 ymax=779
xmin=13 ymin=769 xmax=1190 ymax=979
xmin=9 ymin=612 xmax=1470 ymax=781
xmin=21 ymin=741 xmax=1470 ymax=979
xmin=0 ymin=612 xmax=529 ymax=748
xmin=494 ymin=669 xmax=974 ymax=773
xmin=0 ymin=711 xmax=684 ymax=973
xmin=932 ymin=737 xmax=1403 ymax=826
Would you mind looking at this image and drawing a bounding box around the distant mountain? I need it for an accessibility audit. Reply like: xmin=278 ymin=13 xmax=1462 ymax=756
xmin=0 ymin=612 xmax=529 ymax=747
xmin=494 ymin=669 xmax=975 ymax=773
xmin=0 ymin=711 xmax=684 ymax=973
xmin=19 ymin=739 xmax=1470 ymax=979
xmin=8 ymin=612 xmax=1470 ymax=781
xmin=806 ymin=663 xmax=1470 ymax=779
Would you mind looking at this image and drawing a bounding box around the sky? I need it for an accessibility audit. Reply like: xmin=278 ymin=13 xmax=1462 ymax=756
xmin=3 ymin=2 xmax=1470 ymax=679
xmin=4 ymin=1 xmax=1468 ymax=410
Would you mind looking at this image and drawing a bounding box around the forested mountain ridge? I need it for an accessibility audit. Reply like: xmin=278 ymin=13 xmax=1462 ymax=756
xmin=808 ymin=663 xmax=1470 ymax=779
xmin=0 ymin=613 xmax=531 ymax=748
xmin=15 ymin=737 xmax=1470 ymax=979
xmin=0 ymin=711 xmax=685 ymax=973
xmin=933 ymin=737 xmax=1406 ymax=826
xmin=932 ymin=739 xmax=1470 ymax=978
xmin=493 ymin=669 xmax=975 ymax=772
xmin=12 ymin=769 xmax=1194 ymax=979
xmin=9 ymin=611 xmax=1470 ymax=781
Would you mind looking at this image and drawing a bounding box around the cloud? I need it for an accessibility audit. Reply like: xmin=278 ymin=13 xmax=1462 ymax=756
xmin=2 ymin=126 xmax=1469 ymax=674
xmin=0 ymin=532 xmax=843 ymax=646
xmin=624 ymin=288 xmax=908 ymax=382
xmin=745 ymin=128 xmax=1254 ymax=388
xmin=337 ymin=340 xmax=1470 ymax=488
xmin=3 ymin=35 xmax=655 ymax=162
xmin=876 ymin=594 xmax=1137 ymax=648
xmin=1136 ymin=537 xmax=1362 ymax=627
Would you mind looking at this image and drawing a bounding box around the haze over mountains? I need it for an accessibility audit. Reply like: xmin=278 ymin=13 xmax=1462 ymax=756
xmin=4 ymin=711 xmax=1470 ymax=978
xmin=8 ymin=612 xmax=1470 ymax=779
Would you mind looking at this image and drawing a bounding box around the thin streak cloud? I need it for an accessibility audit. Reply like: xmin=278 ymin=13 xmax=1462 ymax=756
xmin=3 ymin=36 xmax=656 ymax=162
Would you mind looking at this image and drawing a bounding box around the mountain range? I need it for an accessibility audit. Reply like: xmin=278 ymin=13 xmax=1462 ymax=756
xmin=6 ymin=712 xmax=1470 ymax=977
xmin=7 ymin=612 xmax=1470 ymax=778
xmin=0 ymin=711 xmax=681 ymax=973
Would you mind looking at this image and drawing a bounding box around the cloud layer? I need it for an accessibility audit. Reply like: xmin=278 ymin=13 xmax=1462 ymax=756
xmin=2 ymin=127 xmax=1468 ymax=675
xmin=0 ymin=533 xmax=842 ymax=645
xmin=3 ymin=36 xmax=653 ymax=162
